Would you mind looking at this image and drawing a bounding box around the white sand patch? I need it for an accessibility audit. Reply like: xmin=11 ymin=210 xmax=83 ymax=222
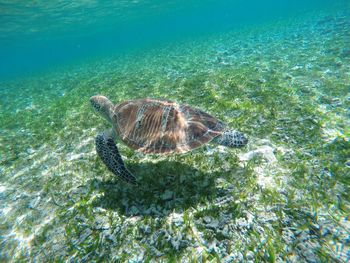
xmin=0 ymin=184 xmax=6 ymax=193
xmin=66 ymin=152 xmax=85 ymax=161
xmin=239 ymin=145 xmax=277 ymax=163
xmin=255 ymin=166 xmax=277 ymax=189
xmin=16 ymin=214 xmax=27 ymax=225
xmin=125 ymin=216 xmax=141 ymax=224
xmin=239 ymin=144 xmax=279 ymax=189
xmin=238 ymin=141 xmax=293 ymax=189
xmin=167 ymin=212 xmax=184 ymax=226
xmin=0 ymin=206 xmax=12 ymax=216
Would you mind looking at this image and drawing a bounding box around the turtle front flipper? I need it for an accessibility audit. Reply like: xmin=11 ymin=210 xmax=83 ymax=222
xmin=95 ymin=132 xmax=137 ymax=185
xmin=213 ymin=130 xmax=248 ymax=148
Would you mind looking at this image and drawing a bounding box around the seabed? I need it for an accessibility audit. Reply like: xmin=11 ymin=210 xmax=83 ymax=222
xmin=0 ymin=10 xmax=349 ymax=262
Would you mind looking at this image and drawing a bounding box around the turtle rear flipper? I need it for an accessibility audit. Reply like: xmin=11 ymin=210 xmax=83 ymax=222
xmin=95 ymin=132 xmax=137 ymax=185
xmin=213 ymin=130 xmax=248 ymax=148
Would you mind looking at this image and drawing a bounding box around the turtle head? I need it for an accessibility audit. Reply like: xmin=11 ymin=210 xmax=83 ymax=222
xmin=90 ymin=95 xmax=113 ymax=122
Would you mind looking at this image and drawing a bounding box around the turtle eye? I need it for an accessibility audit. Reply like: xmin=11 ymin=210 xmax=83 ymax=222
xmin=91 ymin=101 xmax=101 ymax=112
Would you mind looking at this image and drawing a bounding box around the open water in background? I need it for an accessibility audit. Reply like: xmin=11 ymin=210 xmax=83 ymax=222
xmin=0 ymin=0 xmax=346 ymax=80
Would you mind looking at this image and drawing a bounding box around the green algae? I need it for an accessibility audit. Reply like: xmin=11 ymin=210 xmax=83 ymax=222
xmin=1 ymin=10 xmax=350 ymax=262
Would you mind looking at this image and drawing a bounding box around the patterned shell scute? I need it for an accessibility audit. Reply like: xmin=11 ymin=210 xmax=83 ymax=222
xmin=112 ymin=98 xmax=226 ymax=154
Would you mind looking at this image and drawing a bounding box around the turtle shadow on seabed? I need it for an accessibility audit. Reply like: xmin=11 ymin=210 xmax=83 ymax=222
xmin=91 ymin=160 xmax=220 ymax=218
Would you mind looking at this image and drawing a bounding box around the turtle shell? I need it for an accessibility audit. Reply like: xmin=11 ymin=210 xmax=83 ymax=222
xmin=111 ymin=98 xmax=226 ymax=154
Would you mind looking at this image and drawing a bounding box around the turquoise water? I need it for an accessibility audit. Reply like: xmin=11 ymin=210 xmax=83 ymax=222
xmin=1 ymin=0 xmax=349 ymax=261
xmin=0 ymin=0 xmax=345 ymax=79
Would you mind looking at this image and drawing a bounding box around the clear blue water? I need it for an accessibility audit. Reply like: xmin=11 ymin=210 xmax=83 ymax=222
xmin=1 ymin=0 xmax=349 ymax=261
xmin=0 ymin=0 xmax=345 ymax=79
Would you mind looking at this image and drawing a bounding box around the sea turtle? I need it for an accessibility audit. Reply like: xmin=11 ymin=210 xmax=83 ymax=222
xmin=90 ymin=95 xmax=248 ymax=185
